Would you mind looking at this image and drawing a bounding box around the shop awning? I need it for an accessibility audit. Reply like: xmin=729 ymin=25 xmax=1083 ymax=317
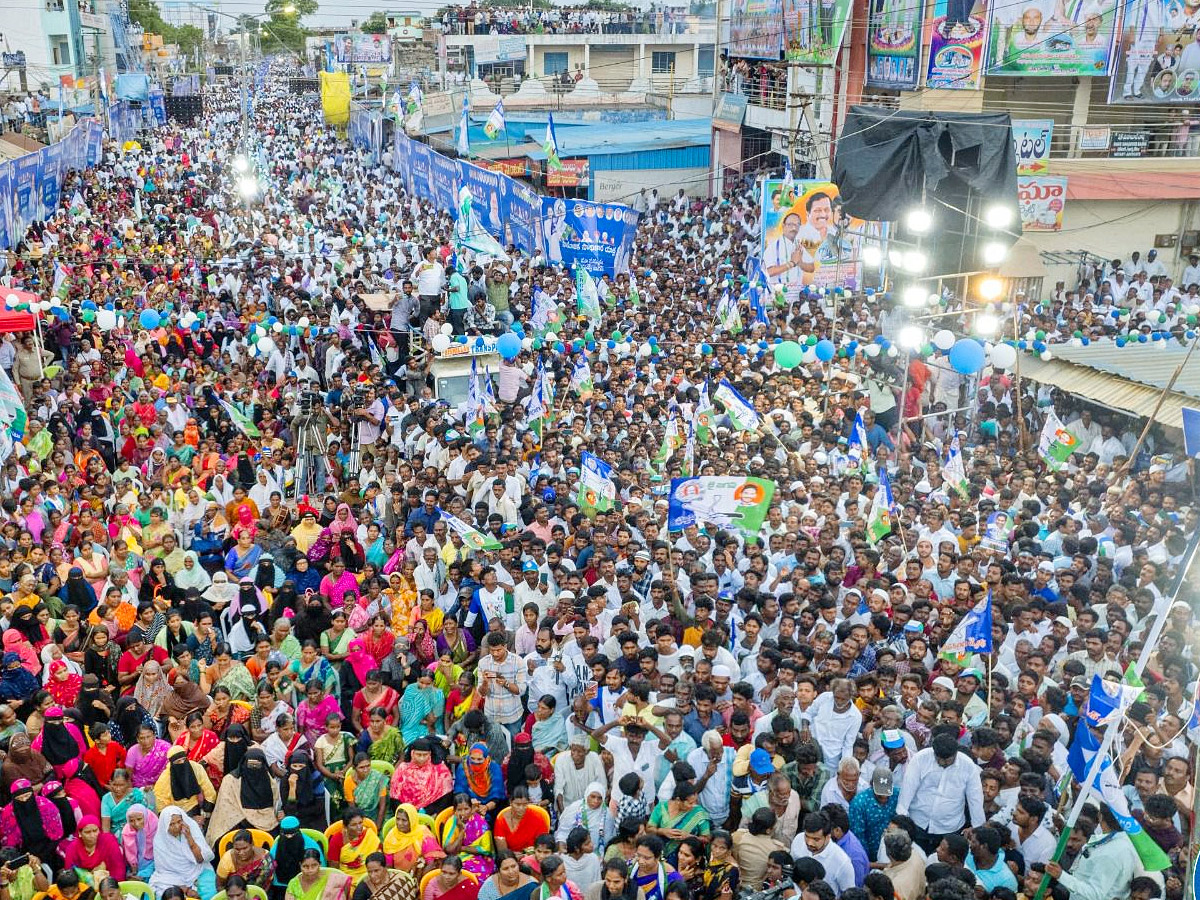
xmin=0 ymin=311 xmax=38 ymax=334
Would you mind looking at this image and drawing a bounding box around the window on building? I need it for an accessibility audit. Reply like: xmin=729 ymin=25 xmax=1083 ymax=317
xmin=652 ymin=51 xmax=677 ymax=74
xmin=544 ymin=51 xmax=568 ymax=75
xmin=698 ymin=47 xmax=714 ymax=77
xmin=50 ymin=35 xmax=70 ymax=65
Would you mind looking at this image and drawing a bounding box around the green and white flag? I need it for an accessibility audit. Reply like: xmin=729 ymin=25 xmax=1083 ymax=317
xmin=714 ymin=379 xmax=761 ymax=432
xmin=628 ymin=275 xmax=641 ymax=307
xmin=484 ymin=100 xmax=506 ymax=140
xmin=218 ymin=397 xmax=261 ymax=439
xmin=570 ymin=356 xmax=594 ymax=399
xmin=578 ymin=451 xmax=616 ymax=517
xmin=715 ymin=290 xmax=743 ymax=334
xmin=943 ymin=436 xmax=969 ymax=498
xmin=694 ymin=381 xmax=716 ymax=446
xmin=575 ymin=266 xmax=601 ymax=322
xmin=544 ymin=113 xmax=563 ymax=172
xmin=1039 ymin=410 xmax=1079 ymax=470
xmin=438 ymin=508 xmax=502 ymax=552
xmin=867 ymin=466 xmax=895 ymax=545
xmin=0 ymin=366 xmax=28 ymax=439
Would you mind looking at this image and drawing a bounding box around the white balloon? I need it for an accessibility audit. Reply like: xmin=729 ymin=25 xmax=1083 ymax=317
xmin=1040 ymin=350 xmax=1052 ymax=361
xmin=299 ymin=316 xmax=310 ymax=328
xmin=38 ymin=301 xmax=53 ymax=313
xmin=865 ymin=344 xmax=881 ymax=358
xmin=96 ymin=309 xmax=117 ymax=331
xmin=431 ymin=334 xmax=452 ymax=353
xmin=271 ymin=322 xmax=283 ymax=333
xmin=4 ymin=294 xmax=17 ymax=308
xmin=989 ymin=343 xmax=1017 ymax=369
xmin=440 ymin=323 xmax=453 ymax=335
xmin=932 ymin=329 xmax=955 ymax=351
xmin=521 ymin=337 xmax=533 ymax=350
xmin=886 ymin=347 xmax=898 ymax=357
xmin=813 ymin=450 xmax=829 ymax=465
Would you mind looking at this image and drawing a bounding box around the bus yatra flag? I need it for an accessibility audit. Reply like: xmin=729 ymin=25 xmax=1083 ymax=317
xmin=944 ymin=436 xmax=969 ymax=497
xmin=484 ymin=100 xmax=506 ymax=139
xmin=578 ymin=450 xmax=616 ymax=516
xmin=544 ymin=113 xmax=563 ymax=172
xmin=668 ymin=476 xmax=776 ymax=535
xmin=714 ymin=379 xmax=761 ymax=432
xmin=576 ymin=266 xmax=601 ymax=321
xmin=867 ymin=466 xmax=894 ymax=544
xmin=0 ymin=366 xmax=27 ymax=439
xmin=941 ymin=594 xmax=993 ymax=656
xmin=1039 ymin=409 xmax=1080 ymax=469
xmin=438 ymin=508 xmax=502 ymax=551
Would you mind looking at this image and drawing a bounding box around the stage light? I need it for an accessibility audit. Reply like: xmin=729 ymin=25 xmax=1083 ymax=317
xmin=232 ymin=156 xmax=250 ymax=173
xmin=976 ymin=312 xmax=999 ymax=335
xmin=902 ymin=250 xmax=927 ymax=273
xmin=862 ymin=245 xmax=882 ymax=267
xmin=982 ymin=242 xmax=1007 ymax=265
xmin=985 ymin=205 xmax=1014 ymax=229
xmin=979 ymin=278 xmax=1003 ymax=301
xmin=906 ymin=208 xmax=933 ymax=233
xmin=889 ymin=249 xmax=904 ymax=267
xmin=902 ymin=286 xmax=926 ymax=307
xmin=899 ymin=324 xmax=925 ymax=349
xmin=927 ymin=293 xmax=941 ymax=306
xmin=237 ymin=176 xmax=258 ymax=199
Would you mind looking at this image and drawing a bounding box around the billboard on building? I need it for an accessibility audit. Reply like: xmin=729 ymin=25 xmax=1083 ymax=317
xmin=759 ymin=179 xmax=868 ymax=294
xmin=1108 ymin=0 xmax=1200 ymax=104
xmin=334 ymin=33 xmax=392 ymax=63
xmin=925 ymin=0 xmax=990 ymax=89
xmin=783 ymin=0 xmax=854 ymax=64
xmin=986 ymin=0 xmax=1119 ymax=75
xmin=866 ymin=0 xmax=925 ymax=89
xmin=1012 ymin=119 xmax=1054 ymax=174
xmin=730 ymin=0 xmax=783 ymax=59
xmin=1018 ymin=175 xmax=1068 ymax=231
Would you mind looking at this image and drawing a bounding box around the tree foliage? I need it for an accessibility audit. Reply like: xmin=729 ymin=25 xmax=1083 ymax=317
xmin=127 ymin=0 xmax=205 ymax=57
xmin=360 ymin=11 xmax=389 ymax=34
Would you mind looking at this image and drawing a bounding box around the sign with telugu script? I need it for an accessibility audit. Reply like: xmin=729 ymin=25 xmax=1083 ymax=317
xmin=1 ymin=52 xmax=26 ymax=69
xmin=1012 ymin=119 xmax=1054 ymax=174
xmin=1018 ymin=175 xmax=1068 ymax=232
xmin=1111 ymin=130 xmax=1148 ymax=157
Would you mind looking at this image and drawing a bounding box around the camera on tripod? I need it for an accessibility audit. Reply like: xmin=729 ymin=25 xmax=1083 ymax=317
xmin=740 ymin=880 xmax=796 ymax=900
xmin=298 ymin=390 xmax=322 ymax=416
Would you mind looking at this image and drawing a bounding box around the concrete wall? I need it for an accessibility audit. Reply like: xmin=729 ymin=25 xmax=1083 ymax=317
xmin=592 ymin=165 xmax=709 ymax=201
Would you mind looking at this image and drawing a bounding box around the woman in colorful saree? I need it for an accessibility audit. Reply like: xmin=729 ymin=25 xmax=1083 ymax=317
xmin=440 ymin=792 xmax=495 ymax=883
xmin=400 ymin=667 xmax=445 ymax=746
xmin=328 ymin=806 xmax=382 ymax=886
xmin=381 ymin=803 xmax=444 ymax=875
xmin=344 ymin=753 xmax=390 ymax=827
xmin=216 ymin=828 xmax=279 ymax=892
xmin=453 ymin=744 xmax=505 ymax=818
xmin=389 ymin=737 xmax=454 ymax=815
xmin=422 ymin=856 xmax=478 ymax=900
xmin=475 ymin=852 xmax=536 ymax=900
xmin=286 ymin=849 xmax=352 ymax=900
xmin=353 ymin=852 xmax=419 ymax=900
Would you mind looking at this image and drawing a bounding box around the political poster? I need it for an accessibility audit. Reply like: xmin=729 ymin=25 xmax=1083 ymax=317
xmin=986 ymin=0 xmax=1119 ymax=75
xmin=541 ymin=197 xmax=639 ymax=277
xmin=1108 ymin=0 xmax=1200 ymax=104
xmin=1018 ymin=175 xmax=1068 ymax=231
xmin=0 ymin=164 xmax=11 ymax=250
xmin=505 ymin=180 xmax=543 ymax=258
xmin=39 ymin=143 xmax=64 ymax=221
xmin=12 ymin=154 xmax=39 ymax=238
xmin=392 ymin=131 xmax=412 ymax=194
xmin=783 ymin=0 xmax=854 ymax=65
xmin=667 ymin=476 xmax=777 ymax=535
xmin=866 ymin=0 xmax=925 ymax=88
xmin=457 ymin=162 xmax=505 ymax=238
xmin=1012 ymin=119 xmax=1054 ymax=174
xmin=925 ymin=0 xmax=990 ymax=89
xmin=148 ymin=89 xmax=167 ymax=126
xmin=759 ymin=178 xmax=867 ymax=295
xmin=409 ymin=141 xmax=433 ymax=204
xmin=578 ymin=451 xmax=616 ymax=516
xmin=730 ymin=0 xmax=784 ymax=58
xmin=941 ymin=596 xmax=994 ymax=655
xmin=334 ymin=34 xmax=392 ymax=64
xmin=429 ymin=152 xmax=461 ymax=213
xmin=473 ymin=35 xmax=527 ymax=64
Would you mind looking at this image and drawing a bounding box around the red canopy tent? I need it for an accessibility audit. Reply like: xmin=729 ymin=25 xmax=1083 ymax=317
xmin=0 ymin=311 xmax=37 ymax=333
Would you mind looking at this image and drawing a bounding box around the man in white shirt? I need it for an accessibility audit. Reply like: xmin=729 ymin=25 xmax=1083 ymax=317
xmin=791 ymin=811 xmax=858 ymax=894
xmin=1181 ymin=254 xmax=1200 ymax=288
xmin=896 ymin=733 xmax=986 ymax=854
xmin=809 ymin=679 xmax=863 ymax=772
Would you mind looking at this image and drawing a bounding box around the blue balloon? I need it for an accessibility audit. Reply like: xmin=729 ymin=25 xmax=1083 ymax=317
xmin=81 ymin=300 xmax=97 ymax=311
xmin=607 ymin=340 xmax=616 ymax=349
xmin=497 ymin=332 xmax=522 ymax=359
xmin=1116 ymin=337 xmax=1126 ymax=348
xmin=139 ymin=309 xmax=160 ymax=329
xmin=1081 ymin=337 xmax=1091 ymax=346
xmin=1152 ymin=332 xmax=1163 ymax=341
xmin=948 ymin=338 xmax=986 ymax=375
xmin=815 ymin=339 xmax=836 ymax=362
xmin=1138 ymin=333 xmax=1148 ymax=343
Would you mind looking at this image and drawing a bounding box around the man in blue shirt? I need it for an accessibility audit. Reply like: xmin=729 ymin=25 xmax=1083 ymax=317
xmin=966 ymin=826 xmax=1018 ymax=894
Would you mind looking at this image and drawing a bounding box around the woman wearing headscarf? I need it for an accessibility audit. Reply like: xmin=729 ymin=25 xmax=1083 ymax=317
xmin=78 ymin=673 xmax=115 ymax=728
xmin=153 ymin=744 xmax=216 ymax=819
xmin=133 ymin=658 xmax=171 ymax=720
xmin=149 ymin=805 xmax=217 ymax=900
xmin=292 ymin=594 xmax=333 ymax=645
xmin=0 ymin=779 xmax=64 ymax=863
xmin=46 ymin=658 xmax=84 ymax=707
xmin=1 ymin=733 xmax=50 ymax=790
xmin=206 ymin=748 xmax=281 ymax=841
xmin=44 ymin=778 xmax=81 ymax=839
xmin=272 ymin=816 xmax=322 ymax=899
xmin=453 ymin=744 xmax=505 ymax=818
xmin=226 ymin=585 xmax=270 ymax=658
xmin=33 ymin=705 xmax=86 ymax=778
xmin=63 ymin=567 xmax=100 ymax=616
xmin=0 ymin=651 xmax=40 ymax=701
xmin=174 ymin=551 xmax=212 ymax=594
xmin=61 ymin=814 xmax=128 ymax=880
xmin=291 ymin=509 xmax=324 ymax=555
xmin=120 ymin=803 xmax=157 ymax=879
xmin=388 ymin=738 xmax=454 ymax=814
xmin=113 ymin=696 xmax=157 ymax=748
xmin=382 ymin=803 xmax=444 ymax=874
xmin=139 ymin=557 xmax=182 ymax=609
xmin=557 ymin=783 xmax=614 ymax=856
xmin=280 ymin=749 xmax=326 ymax=830
xmin=84 ymin=629 xmax=123 ymax=695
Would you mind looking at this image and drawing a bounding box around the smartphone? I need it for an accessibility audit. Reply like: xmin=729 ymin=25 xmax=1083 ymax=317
xmin=8 ymin=855 xmax=28 ymax=870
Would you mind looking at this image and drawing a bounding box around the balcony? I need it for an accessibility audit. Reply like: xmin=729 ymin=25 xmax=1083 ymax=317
xmin=440 ymin=13 xmax=714 ymax=38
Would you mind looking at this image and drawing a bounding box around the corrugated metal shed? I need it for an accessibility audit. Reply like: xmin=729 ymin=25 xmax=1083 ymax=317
xmin=524 ymin=118 xmax=712 ymax=161
xmin=1019 ymin=341 xmax=1200 ymax=430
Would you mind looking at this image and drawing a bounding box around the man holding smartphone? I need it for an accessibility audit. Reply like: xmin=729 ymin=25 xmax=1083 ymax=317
xmin=477 ymin=631 xmax=527 ymax=738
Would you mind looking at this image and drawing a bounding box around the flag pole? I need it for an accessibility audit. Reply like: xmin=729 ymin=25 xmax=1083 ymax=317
xmin=1036 ymin=523 xmax=1200 ymax=900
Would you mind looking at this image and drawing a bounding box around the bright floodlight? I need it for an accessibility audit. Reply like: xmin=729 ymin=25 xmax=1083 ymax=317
xmin=976 ymin=312 xmax=999 ymax=335
xmin=985 ymin=205 xmax=1014 ymax=229
xmin=979 ymin=277 xmax=1003 ymax=301
xmin=906 ymin=208 xmax=933 ymax=233
xmin=927 ymin=292 xmax=941 ymax=306
xmin=232 ymin=156 xmax=250 ymax=173
xmin=888 ymin=249 xmax=905 ymax=267
xmin=237 ymin=176 xmax=258 ymax=199
xmin=902 ymin=250 xmax=927 ymax=273
xmin=899 ymin=324 xmax=925 ymax=349
xmin=982 ymin=242 xmax=1007 ymax=265
xmin=902 ymin=285 xmax=926 ymax=307
xmin=861 ymin=245 xmax=882 ymax=267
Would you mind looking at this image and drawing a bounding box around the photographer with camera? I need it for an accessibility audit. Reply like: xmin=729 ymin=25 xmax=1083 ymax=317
xmin=290 ymin=380 xmax=333 ymax=495
xmin=0 ymin=850 xmax=49 ymax=900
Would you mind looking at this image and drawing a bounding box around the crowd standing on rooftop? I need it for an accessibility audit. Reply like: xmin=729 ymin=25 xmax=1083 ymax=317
xmin=0 ymin=58 xmax=1196 ymax=900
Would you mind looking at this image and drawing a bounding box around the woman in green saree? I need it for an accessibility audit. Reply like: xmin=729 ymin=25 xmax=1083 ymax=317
xmin=344 ymin=752 xmax=390 ymax=827
xmin=646 ymin=782 xmax=711 ymax=867
xmin=359 ymin=707 xmax=405 ymax=763
xmin=286 ymin=849 xmax=352 ymax=900
xmin=314 ymin=712 xmax=357 ymax=815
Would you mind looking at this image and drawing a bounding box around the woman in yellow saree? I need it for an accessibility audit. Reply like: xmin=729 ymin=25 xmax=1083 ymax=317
xmin=328 ymin=807 xmax=382 ymax=885
xmin=382 ymin=803 xmax=445 ymax=876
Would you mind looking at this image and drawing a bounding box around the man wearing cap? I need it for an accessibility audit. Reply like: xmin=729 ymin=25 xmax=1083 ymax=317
xmin=729 ymin=747 xmax=775 ymax=830
xmin=848 ymin=767 xmax=898 ymax=862
xmin=896 ymin=732 xmax=985 ymax=855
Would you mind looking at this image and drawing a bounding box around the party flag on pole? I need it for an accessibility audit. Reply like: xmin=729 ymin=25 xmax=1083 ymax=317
xmin=847 ymin=411 xmax=870 ymax=473
xmin=544 ymin=113 xmax=563 ymax=172
xmin=694 ymin=381 xmax=716 ymax=446
xmin=714 ymin=379 xmax=760 ymax=432
xmin=867 ymin=466 xmax=894 ymax=544
xmin=484 ymin=100 xmax=505 ymax=139
xmin=578 ymin=451 xmax=616 ymax=517
xmin=456 ymin=95 xmax=470 ymax=157
xmin=438 ymin=508 xmax=502 ymax=552
xmin=1039 ymin=409 xmax=1079 ymax=470
xmin=570 ymin=356 xmax=594 ymax=399
xmin=944 ymin=436 xmax=969 ymax=498
xmin=575 ymin=266 xmax=601 ymax=322
xmin=218 ymin=397 xmax=261 ymax=438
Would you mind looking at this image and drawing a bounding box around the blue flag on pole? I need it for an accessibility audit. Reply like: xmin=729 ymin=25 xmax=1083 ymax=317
xmin=1183 ymin=406 xmax=1200 ymax=458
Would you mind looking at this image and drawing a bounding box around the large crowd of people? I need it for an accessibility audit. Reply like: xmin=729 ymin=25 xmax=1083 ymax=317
xmin=0 ymin=59 xmax=1196 ymax=900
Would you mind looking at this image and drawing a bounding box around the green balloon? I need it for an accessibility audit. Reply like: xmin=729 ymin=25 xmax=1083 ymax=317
xmin=533 ymin=338 xmax=544 ymax=350
xmin=1035 ymin=330 xmax=1046 ymax=340
xmin=1189 ymin=315 xmax=1198 ymax=325
xmin=774 ymin=340 xmax=803 ymax=370
xmin=81 ymin=309 xmax=96 ymax=323
xmin=611 ymin=330 xmax=623 ymax=342
xmin=805 ymin=335 xmax=818 ymax=347
xmin=1072 ymin=330 xmax=1083 ymax=339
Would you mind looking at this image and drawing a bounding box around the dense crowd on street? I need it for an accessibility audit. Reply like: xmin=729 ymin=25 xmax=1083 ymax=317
xmin=0 ymin=58 xmax=1196 ymax=900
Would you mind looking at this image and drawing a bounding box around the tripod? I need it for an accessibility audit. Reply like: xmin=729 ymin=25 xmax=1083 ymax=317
xmin=294 ymin=406 xmax=328 ymax=498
